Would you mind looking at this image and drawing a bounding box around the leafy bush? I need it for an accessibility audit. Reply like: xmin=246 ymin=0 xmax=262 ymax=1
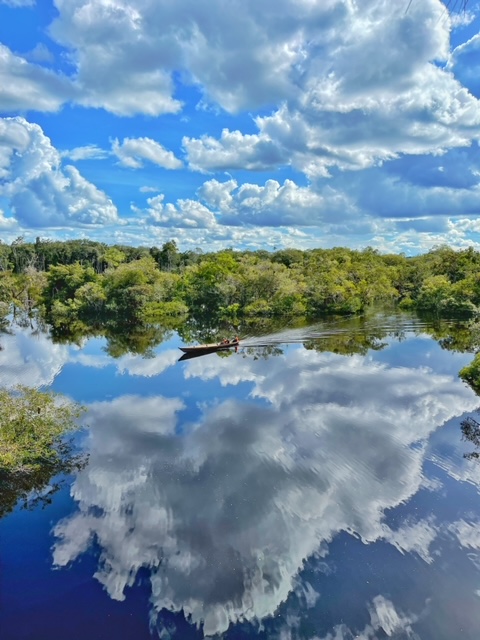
xmin=0 ymin=386 xmax=86 ymax=517
xmin=460 ymin=355 xmax=480 ymax=394
xmin=0 ymin=386 xmax=84 ymax=475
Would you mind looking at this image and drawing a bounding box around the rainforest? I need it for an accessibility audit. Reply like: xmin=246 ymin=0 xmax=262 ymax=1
xmin=3 ymin=239 xmax=480 ymax=639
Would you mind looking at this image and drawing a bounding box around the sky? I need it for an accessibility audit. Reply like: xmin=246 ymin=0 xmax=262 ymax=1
xmin=1 ymin=0 xmax=480 ymax=254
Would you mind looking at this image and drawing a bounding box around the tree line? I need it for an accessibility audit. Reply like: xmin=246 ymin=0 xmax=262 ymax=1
xmin=2 ymin=239 xmax=480 ymax=335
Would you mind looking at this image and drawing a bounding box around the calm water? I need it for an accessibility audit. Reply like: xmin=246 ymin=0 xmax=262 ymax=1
xmin=2 ymin=314 xmax=480 ymax=639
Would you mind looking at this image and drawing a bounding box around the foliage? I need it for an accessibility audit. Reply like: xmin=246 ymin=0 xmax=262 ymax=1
xmin=460 ymin=355 xmax=480 ymax=395
xmin=0 ymin=386 xmax=86 ymax=517
xmin=460 ymin=415 xmax=480 ymax=461
xmin=4 ymin=240 xmax=480 ymax=335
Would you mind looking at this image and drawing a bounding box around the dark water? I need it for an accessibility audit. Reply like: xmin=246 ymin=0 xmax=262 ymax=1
xmin=2 ymin=314 xmax=480 ymax=639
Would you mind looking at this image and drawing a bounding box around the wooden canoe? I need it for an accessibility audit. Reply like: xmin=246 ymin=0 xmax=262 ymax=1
xmin=179 ymin=339 xmax=239 ymax=354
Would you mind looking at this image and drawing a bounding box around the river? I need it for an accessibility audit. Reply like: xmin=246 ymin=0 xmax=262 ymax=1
xmin=1 ymin=312 xmax=480 ymax=639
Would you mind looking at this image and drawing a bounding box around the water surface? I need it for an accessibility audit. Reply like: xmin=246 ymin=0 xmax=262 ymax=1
xmin=2 ymin=314 xmax=480 ymax=639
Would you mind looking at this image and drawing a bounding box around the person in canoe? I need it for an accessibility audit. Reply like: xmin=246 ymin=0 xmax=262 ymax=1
xmin=179 ymin=336 xmax=240 ymax=355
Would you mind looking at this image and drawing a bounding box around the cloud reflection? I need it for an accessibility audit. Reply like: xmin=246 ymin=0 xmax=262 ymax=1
xmin=53 ymin=350 xmax=477 ymax=636
xmin=0 ymin=325 xmax=70 ymax=388
xmin=72 ymin=349 xmax=179 ymax=377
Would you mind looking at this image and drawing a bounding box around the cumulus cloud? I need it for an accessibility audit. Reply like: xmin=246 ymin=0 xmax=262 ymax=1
xmin=184 ymin=129 xmax=288 ymax=173
xmin=112 ymin=137 xmax=182 ymax=169
xmin=0 ymin=117 xmax=119 ymax=227
xmin=137 ymin=193 xmax=217 ymax=228
xmin=180 ymin=0 xmax=480 ymax=176
xmin=331 ymin=149 xmax=480 ymax=221
xmin=46 ymin=1 xmax=449 ymax=110
xmin=0 ymin=44 xmax=71 ymax=112
xmin=200 ymin=177 xmax=357 ymax=226
xmin=50 ymin=0 xmax=182 ymax=117
xmin=133 ymin=177 xmax=359 ymax=229
xmin=185 ymin=65 xmax=480 ymax=178
xmin=52 ymin=349 xmax=477 ymax=636
xmin=3 ymin=0 xmax=480 ymax=251
xmin=3 ymin=0 xmax=480 ymax=176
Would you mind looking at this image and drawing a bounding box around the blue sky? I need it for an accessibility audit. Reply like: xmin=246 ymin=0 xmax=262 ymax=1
xmin=1 ymin=0 xmax=480 ymax=253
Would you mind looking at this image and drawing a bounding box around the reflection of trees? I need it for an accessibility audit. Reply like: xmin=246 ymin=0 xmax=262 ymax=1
xmin=303 ymin=332 xmax=387 ymax=356
xmin=460 ymin=415 xmax=480 ymax=461
xmin=421 ymin=318 xmax=480 ymax=354
xmin=103 ymin=320 xmax=176 ymax=358
xmin=176 ymin=310 xmax=241 ymax=347
xmin=49 ymin=317 xmax=178 ymax=358
xmin=242 ymin=345 xmax=284 ymax=360
xmin=0 ymin=443 xmax=88 ymax=518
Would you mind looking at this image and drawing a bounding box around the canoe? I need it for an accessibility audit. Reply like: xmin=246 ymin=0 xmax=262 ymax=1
xmin=179 ymin=339 xmax=239 ymax=354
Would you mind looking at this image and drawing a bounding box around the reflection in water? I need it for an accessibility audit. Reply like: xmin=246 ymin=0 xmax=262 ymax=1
xmin=461 ymin=415 xmax=480 ymax=461
xmin=53 ymin=347 xmax=478 ymax=636
xmin=177 ymin=314 xmax=433 ymax=363
xmin=0 ymin=445 xmax=87 ymax=519
xmin=0 ymin=323 xmax=70 ymax=389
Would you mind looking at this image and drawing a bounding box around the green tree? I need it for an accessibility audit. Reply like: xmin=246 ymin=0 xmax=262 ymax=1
xmin=0 ymin=386 xmax=86 ymax=517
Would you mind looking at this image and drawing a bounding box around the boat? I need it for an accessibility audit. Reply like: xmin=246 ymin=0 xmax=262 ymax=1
xmin=179 ymin=338 xmax=239 ymax=354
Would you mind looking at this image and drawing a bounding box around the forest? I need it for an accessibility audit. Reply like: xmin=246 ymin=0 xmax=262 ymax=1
xmin=3 ymin=237 xmax=480 ymax=514
xmin=2 ymin=238 xmax=480 ymax=334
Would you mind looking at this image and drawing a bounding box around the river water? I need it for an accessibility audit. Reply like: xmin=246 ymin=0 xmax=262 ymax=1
xmin=1 ymin=313 xmax=480 ymax=639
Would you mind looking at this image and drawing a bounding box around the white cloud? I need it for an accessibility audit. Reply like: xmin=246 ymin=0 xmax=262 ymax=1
xmin=185 ymin=63 xmax=480 ymax=177
xmin=0 ymin=209 xmax=18 ymax=229
xmin=50 ymin=0 xmax=182 ymax=117
xmin=40 ymin=0 xmax=479 ymax=168
xmin=53 ymin=349 xmax=477 ymax=636
xmin=112 ymin=137 xmax=182 ymax=170
xmin=450 ymin=10 xmax=476 ymax=29
xmin=200 ymin=177 xmax=357 ymax=226
xmin=0 ymin=44 xmax=71 ymax=112
xmin=62 ymin=144 xmax=109 ymax=161
xmin=132 ymin=177 xmax=359 ymax=230
xmin=0 ymin=117 xmax=119 ymax=227
xmin=3 ymin=0 xmax=480 ymax=177
xmin=122 ymin=218 xmax=310 ymax=253
xmin=184 ymin=129 xmax=287 ymax=173
xmin=137 ymin=193 xmax=217 ymax=228
xmin=2 ymin=1 xmax=480 ymax=252
xmin=179 ymin=0 xmax=480 ymax=177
